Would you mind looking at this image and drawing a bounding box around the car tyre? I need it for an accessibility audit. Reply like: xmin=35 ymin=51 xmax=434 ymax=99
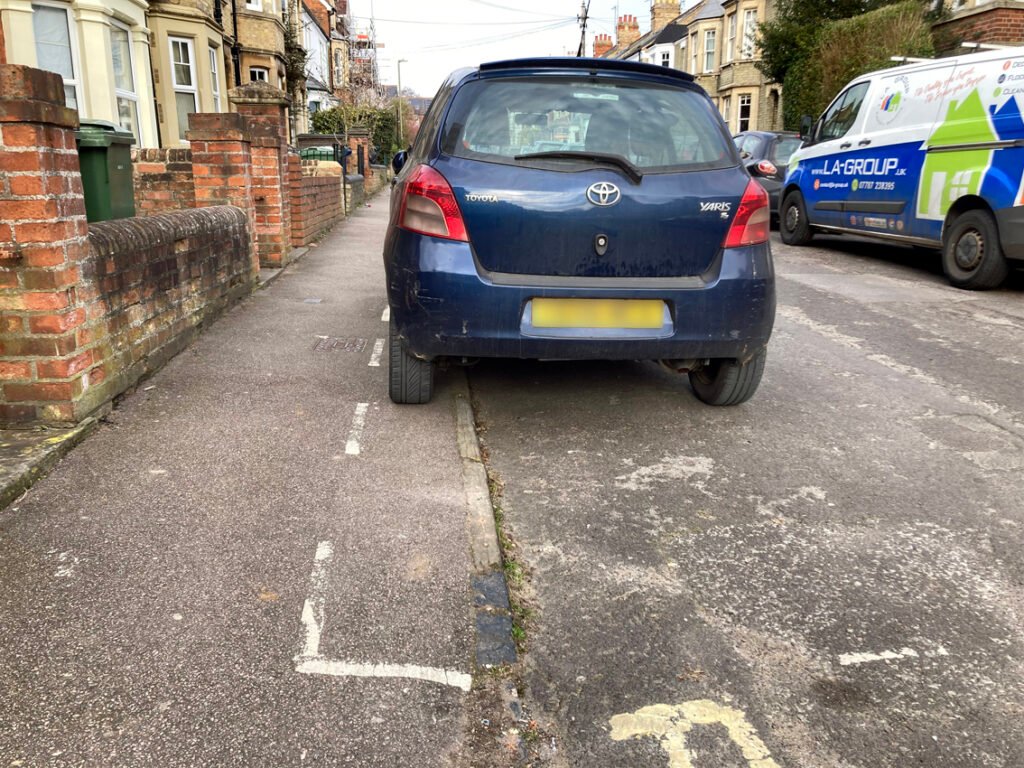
xmin=688 ymin=349 xmax=766 ymax=406
xmin=941 ymin=209 xmax=1010 ymax=290
xmin=780 ymin=190 xmax=813 ymax=246
xmin=389 ymin=317 xmax=433 ymax=404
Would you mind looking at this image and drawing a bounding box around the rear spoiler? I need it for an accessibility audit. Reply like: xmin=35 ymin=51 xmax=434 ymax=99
xmin=479 ymin=57 xmax=696 ymax=83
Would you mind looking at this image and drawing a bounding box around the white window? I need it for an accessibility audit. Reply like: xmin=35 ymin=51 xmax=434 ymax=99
xmin=169 ymin=36 xmax=198 ymax=141
xmin=703 ymin=30 xmax=716 ymax=73
xmin=690 ymin=33 xmax=697 ymax=73
xmin=209 ymin=46 xmax=221 ymax=111
xmin=334 ymin=49 xmax=344 ymax=82
xmin=742 ymin=9 xmax=758 ymax=59
xmin=110 ymin=23 xmax=139 ymax=141
xmin=724 ymin=14 xmax=736 ymax=65
xmin=249 ymin=66 xmax=269 ymax=82
xmin=661 ymin=50 xmax=670 ymax=67
xmin=245 ymin=0 xmax=262 ymax=10
xmin=739 ymin=93 xmax=752 ymax=132
xmin=722 ymin=96 xmax=732 ymax=126
xmin=32 ymin=4 xmax=80 ymax=109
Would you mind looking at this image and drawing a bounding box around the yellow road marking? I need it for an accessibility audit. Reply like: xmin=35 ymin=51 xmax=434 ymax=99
xmin=609 ymin=699 xmax=780 ymax=768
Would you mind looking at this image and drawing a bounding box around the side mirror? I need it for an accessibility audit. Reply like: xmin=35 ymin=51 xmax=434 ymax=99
xmin=392 ymin=150 xmax=408 ymax=174
xmin=799 ymin=115 xmax=813 ymax=142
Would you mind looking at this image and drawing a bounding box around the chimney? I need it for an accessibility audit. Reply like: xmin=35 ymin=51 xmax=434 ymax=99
xmin=594 ymin=33 xmax=613 ymax=57
xmin=651 ymin=1 xmax=681 ymax=33
xmin=616 ymin=14 xmax=641 ymax=48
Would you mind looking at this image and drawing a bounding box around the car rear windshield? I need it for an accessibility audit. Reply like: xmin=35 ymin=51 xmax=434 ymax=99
xmin=774 ymin=136 xmax=802 ymax=165
xmin=440 ymin=76 xmax=735 ymax=173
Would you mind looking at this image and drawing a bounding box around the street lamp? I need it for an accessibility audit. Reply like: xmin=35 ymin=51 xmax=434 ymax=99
xmin=397 ymin=59 xmax=408 ymax=147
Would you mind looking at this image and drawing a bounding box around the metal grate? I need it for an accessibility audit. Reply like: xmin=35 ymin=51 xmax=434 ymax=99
xmin=313 ymin=337 xmax=368 ymax=353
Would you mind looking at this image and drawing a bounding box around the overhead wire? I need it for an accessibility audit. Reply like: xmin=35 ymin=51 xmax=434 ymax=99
xmin=407 ymin=18 xmax=578 ymax=53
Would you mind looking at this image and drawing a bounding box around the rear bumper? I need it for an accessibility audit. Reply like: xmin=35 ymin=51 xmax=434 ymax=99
xmin=384 ymin=230 xmax=776 ymax=361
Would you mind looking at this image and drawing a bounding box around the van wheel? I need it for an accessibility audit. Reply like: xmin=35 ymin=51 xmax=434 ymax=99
xmin=688 ymin=349 xmax=766 ymax=406
xmin=942 ymin=210 xmax=1010 ymax=290
xmin=389 ymin=318 xmax=433 ymax=404
xmin=780 ymin=190 xmax=813 ymax=246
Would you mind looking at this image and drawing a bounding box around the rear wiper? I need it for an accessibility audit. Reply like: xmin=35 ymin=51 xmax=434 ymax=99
xmin=512 ymin=151 xmax=643 ymax=184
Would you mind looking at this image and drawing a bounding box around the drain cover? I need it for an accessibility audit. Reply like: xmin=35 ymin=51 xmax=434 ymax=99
xmin=313 ymin=337 xmax=368 ymax=352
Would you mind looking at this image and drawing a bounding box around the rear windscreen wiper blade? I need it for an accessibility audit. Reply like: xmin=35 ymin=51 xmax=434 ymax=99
xmin=513 ymin=151 xmax=643 ymax=183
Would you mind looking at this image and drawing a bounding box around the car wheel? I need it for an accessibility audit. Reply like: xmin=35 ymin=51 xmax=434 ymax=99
xmin=780 ymin=190 xmax=813 ymax=246
xmin=941 ymin=209 xmax=1010 ymax=290
xmin=388 ymin=317 xmax=433 ymax=404
xmin=688 ymin=349 xmax=766 ymax=406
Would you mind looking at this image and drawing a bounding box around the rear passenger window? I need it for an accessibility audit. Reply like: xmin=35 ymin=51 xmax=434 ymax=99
xmin=441 ymin=77 xmax=734 ymax=172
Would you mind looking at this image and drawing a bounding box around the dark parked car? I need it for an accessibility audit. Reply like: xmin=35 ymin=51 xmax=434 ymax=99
xmin=384 ymin=58 xmax=776 ymax=406
xmin=733 ymin=131 xmax=803 ymax=221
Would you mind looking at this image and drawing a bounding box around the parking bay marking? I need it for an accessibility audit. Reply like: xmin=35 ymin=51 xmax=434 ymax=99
xmin=294 ymin=540 xmax=472 ymax=692
xmin=839 ymin=645 xmax=948 ymax=666
xmin=368 ymin=339 xmax=384 ymax=367
xmin=345 ymin=403 xmax=369 ymax=455
xmin=610 ymin=700 xmax=780 ymax=768
xmin=381 ymin=305 xmax=390 ymax=322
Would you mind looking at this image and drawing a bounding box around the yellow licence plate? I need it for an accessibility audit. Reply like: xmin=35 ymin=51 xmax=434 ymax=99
xmin=532 ymin=299 xmax=664 ymax=329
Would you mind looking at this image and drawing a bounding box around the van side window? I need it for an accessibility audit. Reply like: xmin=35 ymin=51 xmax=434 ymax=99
xmin=819 ymin=82 xmax=870 ymax=142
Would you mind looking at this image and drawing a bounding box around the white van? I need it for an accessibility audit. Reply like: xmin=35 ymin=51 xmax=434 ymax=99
xmin=781 ymin=47 xmax=1024 ymax=289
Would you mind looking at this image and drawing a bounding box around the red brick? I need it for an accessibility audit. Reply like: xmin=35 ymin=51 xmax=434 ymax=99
xmin=23 ymin=290 xmax=70 ymax=310
xmin=20 ymin=245 xmax=66 ymax=267
xmin=21 ymin=267 xmax=78 ymax=290
xmin=0 ymin=313 xmax=23 ymax=332
xmin=5 ymin=380 xmax=79 ymax=402
xmin=36 ymin=349 xmax=93 ymax=379
xmin=0 ymin=361 xmax=32 ymax=380
xmin=8 ymin=175 xmax=44 ymax=196
xmin=0 ymin=198 xmax=58 ymax=221
xmin=0 ymin=403 xmax=36 ymax=423
xmin=0 ymin=333 xmax=76 ymax=356
xmin=28 ymin=307 xmax=85 ymax=334
xmin=0 ymin=152 xmax=45 ymax=172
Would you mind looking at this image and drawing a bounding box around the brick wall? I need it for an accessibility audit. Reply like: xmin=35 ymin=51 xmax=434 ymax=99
xmin=934 ymin=3 xmax=1024 ymax=53
xmin=74 ymin=207 xmax=253 ymax=416
xmin=132 ymin=148 xmax=196 ymax=216
xmin=290 ymin=171 xmax=342 ymax=246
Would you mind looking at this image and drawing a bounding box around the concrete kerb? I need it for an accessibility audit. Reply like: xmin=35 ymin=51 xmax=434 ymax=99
xmin=454 ymin=383 xmax=518 ymax=670
xmin=0 ymin=418 xmax=99 ymax=511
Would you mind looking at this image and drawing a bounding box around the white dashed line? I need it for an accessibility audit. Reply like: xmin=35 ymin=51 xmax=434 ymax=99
xmin=345 ymin=403 xmax=369 ymax=455
xmin=368 ymin=338 xmax=384 ymax=367
xmin=839 ymin=646 xmax=949 ymax=666
xmin=294 ymin=540 xmax=472 ymax=692
xmin=381 ymin=305 xmax=390 ymax=322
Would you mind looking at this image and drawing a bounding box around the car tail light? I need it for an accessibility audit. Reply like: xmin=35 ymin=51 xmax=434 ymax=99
xmin=722 ymin=180 xmax=770 ymax=248
xmin=756 ymin=160 xmax=778 ymax=177
xmin=398 ymin=165 xmax=469 ymax=242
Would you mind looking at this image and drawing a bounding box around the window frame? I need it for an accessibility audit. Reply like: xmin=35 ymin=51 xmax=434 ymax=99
xmin=168 ymin=35 xmax=198 ymax=141
xmin=724 ymin=14 xmax=736 ymax=65
xmin=703 ymin=29 xmax=716 ymax=73
xmin=209 ymin=45 xmax=222 ymax=111
xmin=110 ymin=20 xmax=139 ymax=141
xmin=742 ymin=9 xmax=758 ymax=59
xmin=249 ymin=66 xmax=269 ymax=82
xmin=31 ymin=1 xmax=83 ymax=110
xmin=245 ymin=0 xmax=263 ymax=10
xmin=738 ymin=93 xmax=752 ymax=133
xmin=661 ymin=50 xmax=670 ymax=67
xmin=722 ymin=95 xmax=731 ymax=127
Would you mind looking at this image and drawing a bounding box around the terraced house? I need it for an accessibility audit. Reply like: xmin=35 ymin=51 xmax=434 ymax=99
xmin=0 ymin=0 xmax=159 ymax=146
xmin=0 ymin=0 xmax=313 ymax=147
xmin=597 ymin=0 xmax=783 ymax=133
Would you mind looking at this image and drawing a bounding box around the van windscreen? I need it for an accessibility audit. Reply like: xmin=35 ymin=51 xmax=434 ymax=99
xmin=440 ymin=77 xmax=735 ymax=173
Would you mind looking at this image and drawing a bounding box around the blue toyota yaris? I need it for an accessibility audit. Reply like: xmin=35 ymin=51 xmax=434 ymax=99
xmin=384 ymin=58 xmax=775 ymax=405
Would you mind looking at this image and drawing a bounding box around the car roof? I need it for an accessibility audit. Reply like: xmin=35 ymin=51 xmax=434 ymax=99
xmin=477 ymin=57 xmax=696 ymax=84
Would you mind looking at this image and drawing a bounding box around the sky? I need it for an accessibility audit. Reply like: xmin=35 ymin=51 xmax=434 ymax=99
xmin=348 ymin=0 xmax=663 ymax=98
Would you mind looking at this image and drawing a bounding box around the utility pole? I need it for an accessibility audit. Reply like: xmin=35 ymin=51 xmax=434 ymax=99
xmin=576 ymin=0 xmax=591 ymax=57
xmin=397 ymin=58 xmax=407 ymax=147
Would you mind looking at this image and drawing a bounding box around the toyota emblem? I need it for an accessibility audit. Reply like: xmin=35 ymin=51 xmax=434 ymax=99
xmin=586 ymin=182 xmax=621 ymax=207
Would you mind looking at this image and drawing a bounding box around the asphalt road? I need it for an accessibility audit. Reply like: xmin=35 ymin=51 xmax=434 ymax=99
xmin=469 ymin=235 xmax=1024 ymax=767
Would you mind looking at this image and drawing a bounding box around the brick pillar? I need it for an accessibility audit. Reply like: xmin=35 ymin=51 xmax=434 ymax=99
xmin=229 ymin=83 xmax=293 ymax=268
xmin=0 ymin=64 xmax=96 ymax=425
xmin=288 ymin=152 xmax=304 ymax=247
xmin=186 ymin=112 xmax=257 ymax=271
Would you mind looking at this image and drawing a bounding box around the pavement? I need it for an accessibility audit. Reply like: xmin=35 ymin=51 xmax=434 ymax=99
xmin=0 ymin=198 xmax=513 ymax=766
xmin=469 ymin=235 xmax=1024 ymax=767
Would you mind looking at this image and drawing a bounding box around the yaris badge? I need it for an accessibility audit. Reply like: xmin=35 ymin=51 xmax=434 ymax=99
xmin=587 ymin=182 xmax=621 ymax=207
